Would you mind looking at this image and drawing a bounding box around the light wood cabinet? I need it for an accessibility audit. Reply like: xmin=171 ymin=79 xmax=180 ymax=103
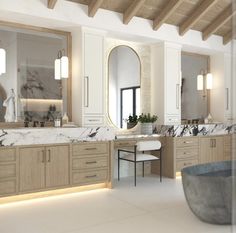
xmin=199 ymin=136 xmax=224 ymax=164
xmin=45 ymin=146 xmax=69 ymax=188
xmin=71 ymin=142 xmax=110 ymax=186
xmin=0 ymin=148 xmax=18 ymax=197
xmin=19 ymin=147 xmax=45 ymax=192
xmin=19 ymin=145 xmax=69 ymax=193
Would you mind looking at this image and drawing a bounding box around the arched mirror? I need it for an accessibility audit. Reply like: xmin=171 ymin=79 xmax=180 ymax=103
xmin=108 ymin=45 xmax=141 ymax=129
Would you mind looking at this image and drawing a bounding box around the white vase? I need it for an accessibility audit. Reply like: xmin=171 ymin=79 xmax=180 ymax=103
xmin=141 ymin=123 xmax=153 ymax=135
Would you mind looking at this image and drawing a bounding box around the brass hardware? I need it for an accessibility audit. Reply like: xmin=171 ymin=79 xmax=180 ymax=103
xmin=42 ymin=150 xmax=45 ymax=163
xmin=86 ymin=161 xmax=97 ymax=164
xmin=85 ymin=175 xmax=97 ymax=178
xmin=47 ymin=149 xmax=51 ymax=162
xmin=85 ymin=148 xmax=97 ymax=151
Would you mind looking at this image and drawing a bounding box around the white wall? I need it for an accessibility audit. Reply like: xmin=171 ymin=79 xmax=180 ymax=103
xmin=181 ymin=54 xmax=208 ymax=120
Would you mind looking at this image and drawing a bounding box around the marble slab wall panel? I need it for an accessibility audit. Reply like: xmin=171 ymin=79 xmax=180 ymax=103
xmin=0 ymin=127 xmax=115 ymax=147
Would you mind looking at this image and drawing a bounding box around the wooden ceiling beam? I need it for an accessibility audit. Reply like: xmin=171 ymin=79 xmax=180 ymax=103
xmin=88 ymin=0 xmax=104 ymax=17
xmin=153 ymin=0 xmax=183 ymax=31
xmin=47 ymin=0 xmax=57 ymax=9
xmin=123 ymin=0 xmax=146 ymax=25
xmin=179 ymin=0 xmax=217 ymax=36
xmin=203 ymin=5 xmax=235 ymax=41
xmin=223 ymin=30 xmax=236 ymax=45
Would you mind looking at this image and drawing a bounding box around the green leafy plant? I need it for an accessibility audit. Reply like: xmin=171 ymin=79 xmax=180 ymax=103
xmin=138 ymin=113 xmax=158 ymax=123
xmin=125 ymin=115 xmax=138 ymax=123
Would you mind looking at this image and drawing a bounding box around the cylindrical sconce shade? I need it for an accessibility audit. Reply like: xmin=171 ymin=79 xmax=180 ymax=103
xmin=206 ymin=73 xmax=213 ymax=90
xmin=0 ymin=48 xmax=6 ymax=75
xmin=197 ymin=74 xmax=204 ymax=90
xmin=60 ymin=56 xmax=69 ymax=78
xmin=54 ymin=59 xmax=61 ymax=80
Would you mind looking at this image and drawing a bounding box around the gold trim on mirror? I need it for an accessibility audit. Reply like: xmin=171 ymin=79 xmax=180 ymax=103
xmin=107 ymin=45 xmax=142 ymax=130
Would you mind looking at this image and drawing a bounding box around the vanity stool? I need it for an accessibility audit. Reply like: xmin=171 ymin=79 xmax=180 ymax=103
xmin=118 ymin=140 xmax=162 ymax=186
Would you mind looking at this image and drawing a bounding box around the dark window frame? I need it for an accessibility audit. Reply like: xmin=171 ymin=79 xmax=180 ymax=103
xmin=120 ymin=86 xmax=140 ymax=128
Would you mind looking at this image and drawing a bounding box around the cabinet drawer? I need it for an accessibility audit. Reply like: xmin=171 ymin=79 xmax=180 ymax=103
xmin=72 ymin=169 xmax=108 ymax=185
xmin=114 ymin=140 xmax=136 ymax=148
xmin=0 ymin=179 xmax=16 ymax=196
xmin=84 ymin=116 xmax=104 ymax=126
xmin=176 ymin=159 xmax=198 ymax=171
xmin=0 ymin=164 xmax=16 ymax=179
xmin=0 ymin=149 xmax=16 ymax=163
xmin=73 ymin=143 xmax=108 ymax=156
xmin=176 ymin=137 xmax=199 ymax=148
xmin=176 ymin=148 xmax=198 ymax=159
xmin=72 ymin=157 xmax=108 ymax=170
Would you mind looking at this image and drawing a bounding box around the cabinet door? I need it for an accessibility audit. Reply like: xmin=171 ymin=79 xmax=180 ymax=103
xmin=199 ymin=138 xmax=212 ymax=164
xmin=84 ymin=33 xmax=104 ymax=115
xmin=212 ymin=137 xmax=224 ymax=162
xmin=165 ymin=47 xmax=181 ymax=117
xmin=19 ymin=147 xmax=45 ymax=192
xmin=45 ymin=145 xmax=69 ymax=188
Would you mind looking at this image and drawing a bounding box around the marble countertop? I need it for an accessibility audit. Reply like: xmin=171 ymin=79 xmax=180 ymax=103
xmin=0 ymin=127 xmax=115 ymax=147
xmin=115 ymin=134 xmax=161 ymax=140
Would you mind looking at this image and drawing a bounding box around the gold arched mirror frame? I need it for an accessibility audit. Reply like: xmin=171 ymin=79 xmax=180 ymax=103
xmin=107 ymin=45 xmax=141 ymax=130
xmin=0 ymin=20 xmax=72 ymax=128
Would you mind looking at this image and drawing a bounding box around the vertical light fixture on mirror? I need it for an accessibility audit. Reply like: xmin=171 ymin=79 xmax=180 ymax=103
xmin=0 ymin=44 xmax=6 ymax=75
xmin=197 ymin=70 xmax=213 ymax=97
xmin=54 ymin=49 xmax=68 ymax=80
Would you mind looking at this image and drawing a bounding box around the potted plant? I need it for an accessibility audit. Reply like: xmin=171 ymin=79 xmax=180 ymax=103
xmin=138 ymin=113 xmax=158 ymax=134
xmin=125 ymin=115 xmax=138 ymax=129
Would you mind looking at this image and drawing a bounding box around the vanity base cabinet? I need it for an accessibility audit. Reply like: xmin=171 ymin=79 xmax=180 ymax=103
xmin=71 ymin=142 xmax=110 ymax=186
xmin=19 ymin=145 xmax=70 ymax=193
xmin=19 ymin=147 xmax=45 ymax=193
xmin=0 ymin=148 xmax=18 ymax=197
xmin=199 ymin=136 xmax=224 ymax=164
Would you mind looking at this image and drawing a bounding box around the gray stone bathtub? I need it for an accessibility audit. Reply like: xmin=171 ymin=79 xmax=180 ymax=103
xmin=181 ymin=161 xmax=235 ymax=225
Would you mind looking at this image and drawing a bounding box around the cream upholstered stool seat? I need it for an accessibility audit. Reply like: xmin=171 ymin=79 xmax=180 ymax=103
xmin=118 ymin=140 xmax=162 ymax=186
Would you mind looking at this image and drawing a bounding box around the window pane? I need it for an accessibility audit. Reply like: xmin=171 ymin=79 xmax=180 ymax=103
xmin=121 ymin=89 xmax=133 ymax=128
xmin=135 ymin=88 xmax=140 ymax=116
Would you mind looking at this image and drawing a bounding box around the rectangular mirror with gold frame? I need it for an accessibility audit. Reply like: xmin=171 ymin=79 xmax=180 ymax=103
xmin=0 ymin=21 xmax=72 ymax=128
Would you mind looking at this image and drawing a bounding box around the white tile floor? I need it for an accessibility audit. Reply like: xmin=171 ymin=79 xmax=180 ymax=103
xmin=0 ymin=176 xmax=233 ymax=233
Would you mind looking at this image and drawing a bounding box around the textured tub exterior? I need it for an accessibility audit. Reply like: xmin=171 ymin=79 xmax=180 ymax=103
xmin=181 ymin=161 xmax=234 ymax=225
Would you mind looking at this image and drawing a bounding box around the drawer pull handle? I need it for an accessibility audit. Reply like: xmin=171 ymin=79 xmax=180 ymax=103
xmin=85 ymin=175 xmax=97 ymax=178
xmin=184 ymin=141 xmax=192 ymax=144
xmin=85 ymin=148 xmax=97 ymax=151
xmin=184 ymin=162 xmax=192 ymax=166
xmin=88 ymin=119 xmax=99 ymax=122
xmin=86 ymin=161 xmax=97 ymax=164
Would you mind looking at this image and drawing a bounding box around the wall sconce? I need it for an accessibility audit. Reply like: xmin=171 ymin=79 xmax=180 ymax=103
xmin=197 ymin=70 xmax=213 ymax=97
xmin=0 ymin=47 xmax=6 ymax=75
xmin=54 ymin=49 xmax=68 ymax=80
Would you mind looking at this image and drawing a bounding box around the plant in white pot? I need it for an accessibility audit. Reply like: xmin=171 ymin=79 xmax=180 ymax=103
xmin=138 ymin=113 xmax=158 ymax=135
xmin=125 ymin=115 xmax=138 ymax=129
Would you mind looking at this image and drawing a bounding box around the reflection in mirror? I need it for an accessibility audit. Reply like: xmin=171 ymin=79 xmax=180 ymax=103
xmin=181 ymin=53 xmax=209 ymax=124
xmin=108 ymin=46 xmax=141 ymax=129
xmin=0 ymin=26 xmax=68 ymax=123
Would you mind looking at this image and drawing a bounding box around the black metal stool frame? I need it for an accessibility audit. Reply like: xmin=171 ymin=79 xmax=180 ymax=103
xmin=118 ymin=145 xmax=162 ymax=186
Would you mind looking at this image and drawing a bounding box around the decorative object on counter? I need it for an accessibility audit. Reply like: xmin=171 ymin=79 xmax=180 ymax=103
xmin=125 ymin=115 xmax=138 ymax=129
xmin=33 ymin=121 xmax=39 ymax=127
xmin=24 ymin=121 xmax=29 ymax=127
xmin=182 ymin=161 xmax=234 ymax=224
xmin=192 ymin=125 xmax=199 ymax=136
xmin=54 ymin=118 xmax=61 ymax=127
xmin=3 ymin=89 xmax=16 ymax=122
xmin=40 ymin=121 xmax=45 ymax=127
xmin=138 ymin=113 xmax=158 ymax=135
xmin=62 ymin=112 xmax=69 ymax=125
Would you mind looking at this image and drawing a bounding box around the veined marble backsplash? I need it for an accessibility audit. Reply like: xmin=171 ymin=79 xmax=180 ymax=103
xmin=0 ymin=127 xmax=115 ymax=147
xmin=155 ymin=124 xmax=235 ymax=137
